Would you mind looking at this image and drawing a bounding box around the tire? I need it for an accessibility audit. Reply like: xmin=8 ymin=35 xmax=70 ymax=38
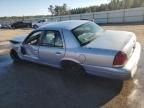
xmin=61 ymin=61 xmax=85 ymax=75
xmin=10 ymin=49 xmax=22 ymax=62
xmin=33 ymin=25 xmax=38 ymax=29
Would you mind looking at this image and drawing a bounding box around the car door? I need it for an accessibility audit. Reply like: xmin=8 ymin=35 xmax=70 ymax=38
xmin=39 ymin=30 xmax=65 ymax=67
xmin=21 ymin=31 xmax=43 ymax=61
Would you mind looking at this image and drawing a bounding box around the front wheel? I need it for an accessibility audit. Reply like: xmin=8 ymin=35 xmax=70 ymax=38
xmin=10 ymin=49 xmax=22 ymax=62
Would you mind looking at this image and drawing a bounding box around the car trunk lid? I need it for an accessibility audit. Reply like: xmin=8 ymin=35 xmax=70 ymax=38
xmin=84 ymin=30 xmax=136 ymax=67
xmin=84 ymin=30 xmax=136 ymax=54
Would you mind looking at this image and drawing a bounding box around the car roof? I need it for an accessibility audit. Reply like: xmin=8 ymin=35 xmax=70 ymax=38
xmin=38 ymin=20 xmax=90 ymax=30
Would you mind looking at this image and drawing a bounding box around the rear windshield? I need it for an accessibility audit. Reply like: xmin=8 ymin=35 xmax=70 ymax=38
xmin=72 ymin=22 xmax=104 ymax=46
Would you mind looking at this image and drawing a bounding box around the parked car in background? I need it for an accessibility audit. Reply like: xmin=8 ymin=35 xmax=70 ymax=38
xmin=0 ymin=24 xmax=1 ymax=29
xmin=1 ymin=24 xmax=11 ymax=29
xmin=11 ymin=21 xmax=32 ymax=29
xmin=32 ymin=19 xmax=48 ymax=29
xmin=9 ymin=20 xmax=141 ymax=80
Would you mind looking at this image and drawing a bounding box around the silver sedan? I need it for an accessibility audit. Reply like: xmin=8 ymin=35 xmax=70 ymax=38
xmin=9 ymin=20 xmax=141 ymax=80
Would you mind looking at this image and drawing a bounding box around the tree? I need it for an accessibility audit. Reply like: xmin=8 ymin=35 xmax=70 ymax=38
xmin=53 ymin=4 xmax=68 ymax=16
xmin=63 ymin=3 xmax=67 ymax=14
xmin=48 ymin=5 xmax=55 ymax=16
xmin=48 ymin=0 xmax=144 ymax=16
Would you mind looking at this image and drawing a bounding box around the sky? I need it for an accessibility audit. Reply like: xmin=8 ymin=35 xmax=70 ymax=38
xmin=0 ymin=0 xmax=109 ymax=17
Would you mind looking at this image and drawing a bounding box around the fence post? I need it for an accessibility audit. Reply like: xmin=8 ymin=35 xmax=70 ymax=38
xmin=50 ymin=17 xmax=53 ymax=21
xmin=143 ymin=7 xmax=144 ymax=23
xmin=93 ymin=13 xmax=95 ymax=21
xmin=107 ymin=12 xmax=109 ymax=24
xmin=143 ymin=14 xmax=144 ymax=23
xmin=69 ymin=15 xmax=71 ymax=20
xmin=123 ymin=9 xmax=125 ymax=23
xmin=80 ymin=14 xmax=82 ymax=20
xmin=59 ymin=16 xmax=61 ymax=21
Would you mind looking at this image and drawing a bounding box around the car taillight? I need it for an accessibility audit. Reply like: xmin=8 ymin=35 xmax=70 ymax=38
xmin=113 ymin=51 xmax=127 ymax=66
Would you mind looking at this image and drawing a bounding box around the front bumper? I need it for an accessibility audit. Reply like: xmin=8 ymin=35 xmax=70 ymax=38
xmin=84 ymin=42 xmax=141 ymax=80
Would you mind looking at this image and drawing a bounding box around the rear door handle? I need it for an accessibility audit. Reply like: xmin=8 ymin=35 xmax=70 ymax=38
xmin=56 ymin=52 xmax=62 ymax=55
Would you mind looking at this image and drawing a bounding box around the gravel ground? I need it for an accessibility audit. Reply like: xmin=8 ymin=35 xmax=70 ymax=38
xmin=0 ymin=24 xmax=144 ymax=108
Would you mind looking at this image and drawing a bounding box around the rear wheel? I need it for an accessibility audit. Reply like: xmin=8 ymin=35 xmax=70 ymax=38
xmin=10 ymin=49 xmax=22 ymax=62
xmin=61 ymin=61 xmax=86 ymax=75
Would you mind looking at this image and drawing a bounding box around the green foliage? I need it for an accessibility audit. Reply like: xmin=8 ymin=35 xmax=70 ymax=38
xmin=49 ymin=3 xmax=68 ymax=16
xmin=48 ymin=5 xmax=55 ymax=16
xmin=0 ymin=0 xmax=144 ymax=20
xmin=50 ymin=0 xmax=144 ymax=15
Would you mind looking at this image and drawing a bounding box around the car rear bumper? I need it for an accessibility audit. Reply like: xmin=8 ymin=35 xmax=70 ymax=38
xmin=83 ymin=42 xmax=141 ymax=80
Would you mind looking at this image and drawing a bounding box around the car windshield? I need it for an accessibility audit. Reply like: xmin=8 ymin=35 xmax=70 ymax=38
xmin=72 ymin=22 xmax=104 ymax=46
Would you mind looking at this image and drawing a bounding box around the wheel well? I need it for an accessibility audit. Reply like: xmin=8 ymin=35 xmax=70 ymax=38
xmin=10 ymin=49 xmax=18 ymax=57
xmin=10 ymin=49 xmax=18 ymax=56
xmin=10 ymin=49 xmax=22 ymax=62
xmin=60 ymin=60 xmax=86 ymax=74
xmin=10 ymin=49 xmax=16 ymax=54
xmin=61 ymin=60 xmax=83 ymax=69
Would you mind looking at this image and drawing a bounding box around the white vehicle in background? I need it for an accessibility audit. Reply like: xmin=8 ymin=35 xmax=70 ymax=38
xmin=0 ymin=24 xmax=2 ymax=29
xmin=32 ymin=19 xmax=48 ymax=29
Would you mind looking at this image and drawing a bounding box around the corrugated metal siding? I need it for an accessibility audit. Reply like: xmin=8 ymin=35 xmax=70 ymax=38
xmin=47 ymin=7 xmax=144 ymax=24
xmin=0 ymin=7 xmax=144 ymax=25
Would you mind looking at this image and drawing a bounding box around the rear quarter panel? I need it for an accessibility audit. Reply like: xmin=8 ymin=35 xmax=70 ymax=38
xmin=62 ymin=29 xmax=117 ymax=67
xmin=77 ymin=48 xmax=117 ymax=67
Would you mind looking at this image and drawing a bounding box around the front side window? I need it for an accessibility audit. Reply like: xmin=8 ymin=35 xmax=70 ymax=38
xmin=72 ymin=22 xmax=104 ymax=46
xmin=25 ymin=31 xmax=42 ymax=45
xmin=40 ymin=31 xmax=63 ymax=48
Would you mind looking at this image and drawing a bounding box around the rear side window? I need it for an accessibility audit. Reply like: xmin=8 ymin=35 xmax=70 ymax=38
xmin=40 ymin=31 xmax=63 ymax=48
xmin=72 ymin=22 xmax=104 ymax=46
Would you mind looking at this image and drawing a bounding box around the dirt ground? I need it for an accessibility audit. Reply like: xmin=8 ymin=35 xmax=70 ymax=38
xmin=0 ymin=29 xmax=32 ymax=42
xmin=0 ymin=24 xmax=144 ymax=108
